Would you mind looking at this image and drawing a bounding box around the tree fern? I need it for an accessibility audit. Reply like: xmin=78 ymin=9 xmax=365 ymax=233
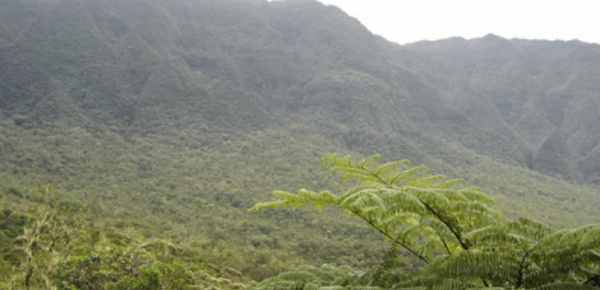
xmin=531 ymin=282 xmax=598 ymax=289
xmin=251 ymin=154 xmax=600 ymax=289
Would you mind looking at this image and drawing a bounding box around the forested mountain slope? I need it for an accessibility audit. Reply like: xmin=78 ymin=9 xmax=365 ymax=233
xmin=1 ymin=0 xmax=599 ymax=282
xmin=396 ymin=35 xmax=600 ymax=183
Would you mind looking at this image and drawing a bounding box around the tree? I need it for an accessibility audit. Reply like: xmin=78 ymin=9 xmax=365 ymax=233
xmin=7 ymin=185 xmax=88 ymax=289
xmin=250 ymin=154 xmax=600 ymax=289
xmin=3 ymin=185 xmax=246 ymax=290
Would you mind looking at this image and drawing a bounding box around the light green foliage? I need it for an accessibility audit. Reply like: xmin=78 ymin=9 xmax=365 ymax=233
xmin=0 ymin=206 xmax=26 ymax=277
xmin=252 ymin=154 xmax=502 ymax=264
xmin=6 ymin=185 xmax=88 ymax=289
xmin=1 ymin=186 xmax=246 ymax=290
xmin=252 ymin=154 xmax=600 ymax=289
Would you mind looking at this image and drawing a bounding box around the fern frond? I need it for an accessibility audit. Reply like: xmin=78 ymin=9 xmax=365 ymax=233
xmin=321 ymin=154 xmax=353 ymax=169
xmin=275 ymin=270 xmax=317 ymax=283
xmin=432 ymin=247 xmax=520 ymax=282
xmin=395 ymin=277 xmax=476 ymax=290
xmin=247 ymin=200 xmax=288 ymax=212
xmin=297 ymin=265 xmax=337 ymax=285
xmin=372 ymin=241 xmax=401 ymax=287
xmin=339 ymin=189 xmax=386 ymax=213
xmin=387 ymin=165 xmax=429 ymax=186
xmin=374 ymin=159 xmax=411 ymax=177
xmin=403 ymin=187 xmax=451 ymax=211
xmin=531 ymin=282 xmax=597 ymax=289
xmin=324 ymin=154 xmax=420 ymax=186
xmin=382 ymin=212 xmax=421 ymax=232
xmin=418 ymin=215 xmax=459 ymax=247
xmin=342 ymin=184 xmax=386 ymax=198
xmin=508 ymin=218 xmax=556 ymax=241
xmin=348 ymin=286 xmax=384 ymax=290
xmin=382 ymin=189 xmax=427 ymax=214
xmin=294 ymin=265 xmax=318 ymax=272
xmin=463 ymin=225 xmax=530 ymax=248
xmin=457 ymin=187 xmax=494 ymax=204
xmin=253 ymin=280 xmax=298 ymax=290
xmin=403 ymin=174 xmax=446 ymax=188
xmin=538 ymin=224 xmax=600 ymax=250
xmin=578 ymin=224 xmax=600 ymax=250
xmin=329 ymin=166 xmax=386 ymax=183
xmin=358 ymin=154 xmax=383 ymax=169
xmin=453 ymin=201 xmax=505 ymax=229
xmin=318 ymin=286 xmax=346 ymax=290
xmin=443 ymin=178 xmax=467 ymax=188
xmin=248 ymin=189 xmax=339 ymax=212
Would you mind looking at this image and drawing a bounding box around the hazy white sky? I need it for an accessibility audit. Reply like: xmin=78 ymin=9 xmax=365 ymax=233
xmin=316 ymin=0 xmax=600 ymax=45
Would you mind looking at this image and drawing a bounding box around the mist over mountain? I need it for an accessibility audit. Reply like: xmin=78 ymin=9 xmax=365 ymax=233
xmin=1 ymin=0 xmax=599 ymax=281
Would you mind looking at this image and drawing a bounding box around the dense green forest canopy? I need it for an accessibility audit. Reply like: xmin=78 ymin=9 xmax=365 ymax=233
xmin=1 ymin=0 xmax=599 ymax=287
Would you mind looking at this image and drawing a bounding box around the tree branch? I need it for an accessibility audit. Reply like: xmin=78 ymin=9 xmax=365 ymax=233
xmin=516 ymin=240 xmax=545 ymax=288
xmin=417 ymin=198 xmax=468 ymax=250
xmin=583 ymin=274 xmax=600 ymax=285
xmin=439 ymin=237 xmax=451 ymax=256
xmin=515 ymin=248 xmax=532 ymax=288
xmin=350 ymin=209 xmax=430 ymax=264
xmin=416 ymin=198 xmax=490 ymax=287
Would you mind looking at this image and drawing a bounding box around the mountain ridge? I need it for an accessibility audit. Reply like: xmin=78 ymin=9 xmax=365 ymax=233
xmin=1 ymin=0 xmax=599 ymax=223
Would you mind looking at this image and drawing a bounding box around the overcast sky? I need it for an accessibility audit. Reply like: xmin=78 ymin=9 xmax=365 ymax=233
xmin=315 ymin=0 xmax=600 ymax=45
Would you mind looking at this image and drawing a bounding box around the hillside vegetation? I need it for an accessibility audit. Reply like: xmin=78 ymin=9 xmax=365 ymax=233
xmin=1 ymin=0 xmax=599 ymax=286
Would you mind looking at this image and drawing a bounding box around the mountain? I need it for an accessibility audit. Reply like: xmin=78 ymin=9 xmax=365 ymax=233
xmin=1 ymin=0 xmax=599 ymax=280
xmin=399 ymin=35 xmax=600 ymax=183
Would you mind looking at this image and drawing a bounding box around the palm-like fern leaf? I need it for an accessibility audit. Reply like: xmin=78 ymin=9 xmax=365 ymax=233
xmin=251 ymin=154 xmax=600 ymax=289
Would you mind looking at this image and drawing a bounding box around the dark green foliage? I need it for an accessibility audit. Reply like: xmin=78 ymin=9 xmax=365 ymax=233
xmin=0 ymin=206 xmax=26 ymax=275
xmin=253 ymin=264 xmax=361 ymax=290
xmin=54 ymin=249 xmax=194 ymax=289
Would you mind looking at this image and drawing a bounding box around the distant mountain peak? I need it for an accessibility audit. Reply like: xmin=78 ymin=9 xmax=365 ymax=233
xmin=481 ymin=33 xmax=507 ymax=41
